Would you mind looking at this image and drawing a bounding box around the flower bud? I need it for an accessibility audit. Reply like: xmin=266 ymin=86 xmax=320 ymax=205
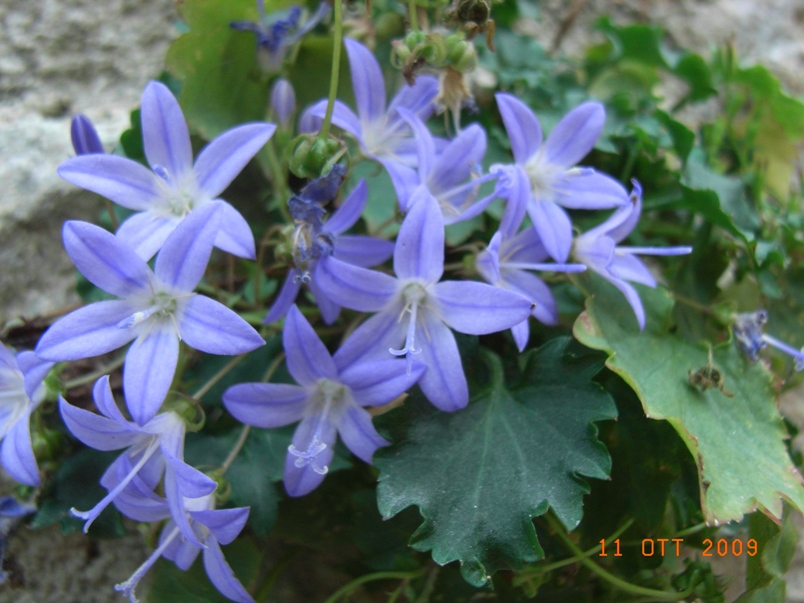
xmin=270 ymin=78 xmax=296 ymax=128
xmin=70 ymin=114 xmax=104 ymax=155
xmin=288 ymin=133 xmax=346 ymax=180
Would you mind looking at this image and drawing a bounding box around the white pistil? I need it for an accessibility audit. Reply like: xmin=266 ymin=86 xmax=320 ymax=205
xmin=115 ymin=524 xmax=182 ymax=603
xmin=117 ymin=305 xmax=160 ymax=329
xmin=390 ymin=299 xmax=422 ymax=376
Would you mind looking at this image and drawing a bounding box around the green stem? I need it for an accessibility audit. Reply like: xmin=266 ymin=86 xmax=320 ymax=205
xmin=255 ymin=549 xmax=299 ymax=602
xmin=544 ymin=514 xmax=691 ymax=601
xmin=104 ymin=199 xmax=119 ymax=231
xmin=324 ymin=569 xmax=426 ymax=603
xmin=319 ymin=0 xmax=343 ymax=140
xmin=63 ymin=355 xmax=126 ymax=390
xmin=191 ymin=354 xmax=247 ymax=399
xmin=408 ymin=0 xmax=419 ymax=30
xmin=261 ymin=352 xmax=286 ymax=383
xmin=221 ymin=425 xmax=250 ymax=474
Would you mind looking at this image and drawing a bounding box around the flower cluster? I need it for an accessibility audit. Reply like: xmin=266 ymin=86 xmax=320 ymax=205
xmin=0 ymin=17 xmax=697 ymax=603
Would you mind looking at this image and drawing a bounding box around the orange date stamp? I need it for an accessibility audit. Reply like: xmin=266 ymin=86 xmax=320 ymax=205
xmin=599 ymin=538 xmax=758 ymax=557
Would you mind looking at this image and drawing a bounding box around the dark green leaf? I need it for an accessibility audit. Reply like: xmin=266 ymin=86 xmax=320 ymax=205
xmin=375 ymin=340 xmax=616 ymax=586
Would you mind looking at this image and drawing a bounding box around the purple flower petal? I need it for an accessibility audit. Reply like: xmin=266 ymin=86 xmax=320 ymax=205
xmin=315 ymin=256 xmax=397 ymax=312
xmin=1 ymin=419 xmax=39 ymax=486
xmin=555 ymin=170 xmax=629 ymax=210
xmin=433 ymin=280 xmax=533 ymax=335
xmin=192 ymin=507 xmax=249 ymax=545
xmin=543 ymin=101 xmax=605 ymax=168
xmin=17 ymin=351 xmax=53 ymax=401
xmin=214 ymin=200 xmax=257 ymax=260
xmin=339 ymin=358 xmax=424 ymax=406
xmin=284 ymin=414 xmax=337 ymax=497
xmin=344 ymin=39 xmax=386 ymax=124
xmin=124 ymin=325 xmax=179 ymax=425
xmin=608 ymin=182 xmax=643 ymax=243
xmin=92 ymin=375 xmax=130 ymax=424
xmin=506 ymin=227 xmax=549 ymax=263
xmin=203 ymin=539 xmax=255 ymax=603
xmin=495 ymin=93 xmax=542 ymax=165
xmin=333 ymin=307 xmax=405 ymax=370
xmin=59 ymin=395 xmax=141 ymax=451
xmin=396 ymin=107 xmax=435 ymax=181
xmin=308 ymin=276 xmax=342 ymax=325
xmin=607 ymin=277 xmax=646 ymax=330
xmin=264 ymin=272 xmax=300 ymax=324
xmin=154 ymin=203 xmax=222 ymax=292
xmin=116 ymin=212 xmax=179 ymax=261
xmin=336 ymin=405 xmax=388 ymax=463
xmin=380 ymin=159 xmax=419 ymax=211
xmin=193 ymin=123 xmax=275 ymax=198
xmin=609 ymin=254 xmax=657 ymax=287
xmin=394 ymin=189 xmax=444 ymax=282
xmin=35 ymin=301 xmax=139 ymax=362
xmin=333 ymin=235 xmax=394 ymax=267
xmin=502 ymin=269 xmax=558 ymax=325
xmin=223 ymin=383 xmax=308 ymax=428
xmin=528 ymin=199 xmax=573 ymax=262
xmin=63 ymin=220 xmax=151 ymax=298
xmin=417 ymin=311 xmax=468 ymax=411
xmin=284 ymin=305 xmax=338 ymax=385
xmin=58 ymin=155 xmax=161 ymax=211
xmin=179 ymin=295 xmax=265 ymax=355
xmin=430 ymin=124 xmax=486 ymax=193
xmin=497 ymin=165 xmax=530 ymax=237
xmin=141 ymin=81 xmax=193 ymax=181
xmin=387 ymin=75 xmax=439 ymax=121
xmin=324 ymin=180 xmax=367 ymax=235
xmin=511 ymin=319 xmax=529 ymax=352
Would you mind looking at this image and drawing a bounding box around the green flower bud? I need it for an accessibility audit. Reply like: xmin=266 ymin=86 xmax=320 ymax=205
xmin=288 ymin=134 xmax=346 ymax=180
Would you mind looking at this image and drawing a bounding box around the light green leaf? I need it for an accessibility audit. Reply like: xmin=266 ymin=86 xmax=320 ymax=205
xmin=375 ymin=340 xmax=616 ymax=586
xmin=573 ymin=277 xmax=804 ymax=524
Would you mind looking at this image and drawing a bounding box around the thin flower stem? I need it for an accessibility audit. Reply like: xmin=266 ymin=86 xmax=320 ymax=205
xmin=63 ymin=354 xmax=126 ymax=390
xmin=544 ymin=514 xmax=692 ymax=601
xmin=319 ymin=0 xmax=343 ymax=140
xmin=514 ymin=517 xmax=634 ymax=580
xmin=324 ymin=569 xmax=427 ymax=603
xmin=191 ymin=354 xmax=247 ymax=399
xmin=104 ymin=199 xmax=119 ymax=230
xmin=221 ymin=424 xmax=251 ymax=474
xmin=408 ymin=0 xmax=419 ymax=30
xmin=261 ymin=352 xmax=286 ymax=383
xmin=255 ymin=549 xmax=299 ymax=602
xmin=671 ymin=521 xmax=708 ymax=538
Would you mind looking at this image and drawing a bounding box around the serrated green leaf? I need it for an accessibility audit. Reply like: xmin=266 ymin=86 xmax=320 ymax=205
xmin=375 ymin=340 xmax=616 ymax=587
xmin=573 ymin=276 xmax=804 ymax=524
xmin=146 ymin=536 xmax=260 ymax=603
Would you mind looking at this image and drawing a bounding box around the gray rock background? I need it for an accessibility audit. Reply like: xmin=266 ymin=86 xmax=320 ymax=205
xmin=0 ymin=0 xmax=803 ymax=601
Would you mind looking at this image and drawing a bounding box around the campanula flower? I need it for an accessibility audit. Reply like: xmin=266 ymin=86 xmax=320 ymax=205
xmin=572 ymin=182 xmax=692 ymax=330
xmin=475 ymin=175 xmax=586 ymax=352
xmin=388 ymin=107 xmax=499 ymax=223
xmin=70 ymin=114 xmax=104 ymax=155
xmin=58 ymin=81 xmax=275 ymax=260
xmin=265 ymin=179 xmax=394 ymax=325
xmin=304 ymin=39 xmax=439 ymax=168
xmin=226 ymin=305 xmax=423 ymax=496
xmin=495 ymin=93 xmax=630 ymax=262
xmin=0 ymin=343 xmax=53 ymax=487
xmin=316 ymin=188 xmax=533 ymax=411
xmin=733 ymin=310 xmax=804 ymax=369
xmin=231 ymin=1 xmax=329 ymax=73
xmin=270 ymin=78 xmax=296 ymax=128
xmin=59 ymin=376 xmax=216 ymax=544
xmin=112 ymin=489 xmax=253 ymax=603
xmin=36 ymin=204 xmax=265 ymax=425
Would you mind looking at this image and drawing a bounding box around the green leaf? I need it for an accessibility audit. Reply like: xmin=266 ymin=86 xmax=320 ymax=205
xmin=165 ymin=0 xmax=271 ymax=140
xmin=572 ymin=276 xmax=804 ymax=524
xmin=30 ymin=449 xmax=126 ymax=538
xmin=146 ymin=536 xmax=261 ymax=603
xmin=375 ymin=340 xmax=616 ymax=586
xmin=735 ymin=506 xmax=799 ymax=602
xmin=185 ymin=427 xmax=290 ymax=536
